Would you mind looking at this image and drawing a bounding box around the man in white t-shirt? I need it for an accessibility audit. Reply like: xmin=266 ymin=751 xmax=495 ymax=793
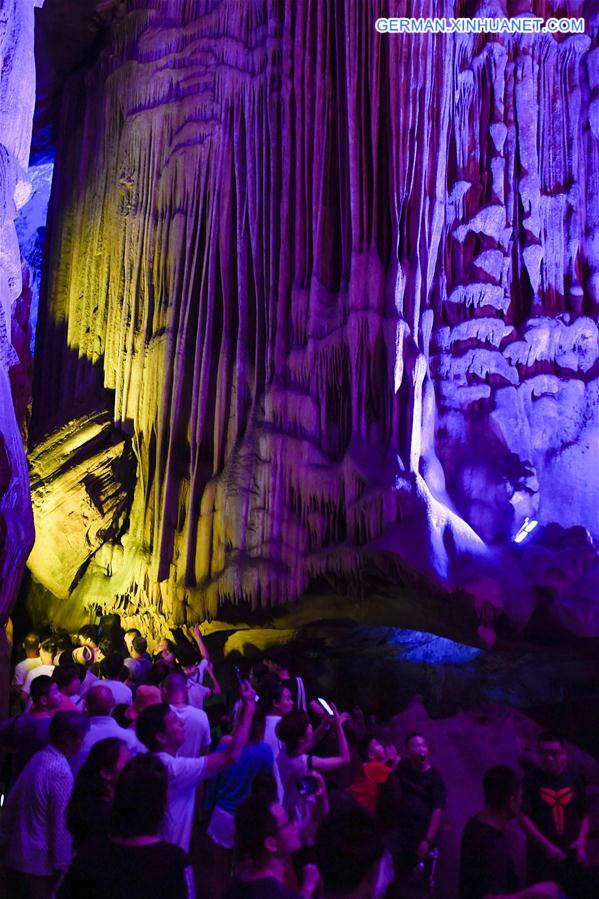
xmin=162 ymin=673 xmax=210 ymax=757
xmin=21 ymin=639 xmax=56 ymax=699
xmin=71 ymin=685 xmax=145 ymax=775
xmin=136 ymin=679 xmax=257 ymax=852
xmin=12 ymin=633 xmax=41 ymax=696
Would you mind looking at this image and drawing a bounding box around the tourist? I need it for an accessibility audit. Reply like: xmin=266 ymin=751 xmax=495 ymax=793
xmin=71 ymin=684 xmax=144 ymax=774
xmin=154 ymin=636 xmax=177 ymax=663
xmin=257 ymin=673 xmax=294 ymax=800
xmin=149 ymin=637 xmax=180 ymax=684
xmin=190 ymin=621 xmax=212 ymax=676
xmin=52 ymin=666 xmax=83 ymax=711
xmin=123 ymin=635 xmax=152 ymax=684
xmin=58 ymin=754 xmax=194 ymax=898
xmin=460 ymin=765 xmax=559 ymax=899
xmin=0 ymin=675 xmax=62 ymax=780
xmin=99 ymin=652 xmax=133 ymax=705
xmin=135 ymin=677 xmax=257 ymax=852
xmin=315 ymin=804 xmax=392 ymax=898
xmin=66 ymin=737 xmax=130 ymax=851
xmin=204 ymin=713 xmax=275 ymax=896
xmin=379 ymin=732 xmax=445 ymax=876
xmin=521 ymin=731 xmax=596 ymax=897
xmin=347 ymin=734 xmax=399 ymax=814
xmin=77 ymin=625 xmax=100 ymax=652
xmin=123 ymin=628 xmax=143 ymax=656
xmin=162 ymin=671 xmax=211 ymax=757
xmin=190 ymin=658 xmax=222 ymax=708
xmin=276 ymin=708 xmax=350 ymax=844
xmin=11 ymin=633 xmax=41 ymax=706
xmin=0 ymin=711 xmax=89 ymax=899
xmin=224 ymin=793 xmax=320 ymax=898
xmin=21 ymin=638 xmax=56 ymax=699
xmin=264 ymin=647 xmax=310 ymax=713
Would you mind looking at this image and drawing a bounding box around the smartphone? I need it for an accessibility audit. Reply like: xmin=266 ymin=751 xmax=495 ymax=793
xmin=297 ymin=775 xmax=318 ymax=796
xmin=317 ymin=697 xmax=334 ymax=717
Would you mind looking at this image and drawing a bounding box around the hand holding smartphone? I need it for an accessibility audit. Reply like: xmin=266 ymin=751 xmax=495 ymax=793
xmin=317 ymin=697 xmax=334 ymax=717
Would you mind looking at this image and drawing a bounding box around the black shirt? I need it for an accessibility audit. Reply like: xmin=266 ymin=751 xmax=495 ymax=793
xmin=67 ymin=793 xmax=111 ymax=852
xmin=225 ymin=877 xmax=300 ymax=898
xmin=522 ymin=765 xmax=587 ymax=850
xmin=396 ymin=760 xmax=446 ymax=843
xmin=57 ymin=838 xmax=193 ymax=898
xmin=460 ymin=816 xmax=518 ymax=899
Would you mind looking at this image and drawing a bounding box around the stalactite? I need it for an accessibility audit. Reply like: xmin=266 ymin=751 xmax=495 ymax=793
xmin=27 ymin=0 xmax=599 ymax=644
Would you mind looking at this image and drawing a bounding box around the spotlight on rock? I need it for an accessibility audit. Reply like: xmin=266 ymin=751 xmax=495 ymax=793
xmin=513 ymin=517 xmax=539 ymax=544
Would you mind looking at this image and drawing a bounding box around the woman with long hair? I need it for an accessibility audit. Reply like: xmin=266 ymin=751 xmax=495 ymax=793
xmin=59 ymin=754 xmax=194 ymax=898
xmin=66 ymin=737 xmax=130 ymax=851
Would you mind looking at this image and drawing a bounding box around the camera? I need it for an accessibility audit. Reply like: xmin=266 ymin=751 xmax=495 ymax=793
xmin=296 ymin=775 xmax=318 ymax=796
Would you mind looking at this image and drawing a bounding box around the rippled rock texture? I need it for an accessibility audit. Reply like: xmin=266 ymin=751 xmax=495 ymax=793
xmin=28 ymin=0 xmax=599 ymax=642
xmin=0 ymin=0 xmax=42 ymax=631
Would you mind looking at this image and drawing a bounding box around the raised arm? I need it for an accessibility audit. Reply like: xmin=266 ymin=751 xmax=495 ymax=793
xmin=205 ymin=662 xmax=222 ymax=696
xmin=191 ymin=623 xmax=211 ymax=662
xmin=311 ymin=708 xmax=350 ymax=774
xmin=201 ymin=679 xmax=256 ymax=778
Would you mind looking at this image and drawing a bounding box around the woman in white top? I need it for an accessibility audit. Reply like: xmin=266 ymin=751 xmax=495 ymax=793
xmin=276 ymin=706 xmax=350 ymax=845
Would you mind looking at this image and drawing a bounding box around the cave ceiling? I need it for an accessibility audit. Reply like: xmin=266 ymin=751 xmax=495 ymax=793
xmin=3 ymin=0 xmax=599 ymax=648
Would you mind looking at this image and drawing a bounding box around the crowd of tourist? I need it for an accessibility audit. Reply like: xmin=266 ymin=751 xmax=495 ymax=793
xmin=0 ymin=622 xmax=597 ymax=898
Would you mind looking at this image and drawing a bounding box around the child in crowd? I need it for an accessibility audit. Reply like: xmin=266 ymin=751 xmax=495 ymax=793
xmin=347 ymin=734 xmax=399 ymax=814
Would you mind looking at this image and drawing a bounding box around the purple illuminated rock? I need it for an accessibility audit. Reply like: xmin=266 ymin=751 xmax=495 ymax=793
xmin=0 ymin=0 xmax=43 ymax=708
xmin=27 ymin=1 xmax=599 ymax=644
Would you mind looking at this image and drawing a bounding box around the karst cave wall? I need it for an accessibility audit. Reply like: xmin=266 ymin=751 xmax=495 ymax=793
xmin=0 ymin=0 xmax=41 ymax=691
xmin=25 ymin=0 xmax=599 ymax=643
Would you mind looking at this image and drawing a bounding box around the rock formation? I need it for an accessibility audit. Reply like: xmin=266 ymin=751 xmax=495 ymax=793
xmin=27 ymin=0 xmax=599 ymax=644
xmin=0 ymin=0 xmax=43 ymax=702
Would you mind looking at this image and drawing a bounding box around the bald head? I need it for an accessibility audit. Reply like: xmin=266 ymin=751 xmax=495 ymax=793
xmin=85 ymin=684 xmax=115 ymax=717
xmin=134 ymin=685 xmax=161 ymax=712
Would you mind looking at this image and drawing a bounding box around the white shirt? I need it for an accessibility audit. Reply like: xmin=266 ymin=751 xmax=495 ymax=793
xmin=171 ymin=704 xmax=210 ymax=757
xmin=12 ymin=658 xmax=42 ymax=689
xmin=0 ymin=745 xmax=73 ymax=875
xmin=187 ymin=682 xmax=212 ymax=710
xmin=78 ymin=669 xmax=99 ymax=696
xmin=264 ymin=715 xmax=284 ymax=802
xmin=187 ymin=660 xmax=209 ymax=685
xmin=155 ymin=752 xmax=207 ymax=851
xmin=71 ymin=716 xmax=145 ymax=775
xmin=22 ymin=665 xmax=55 ymax=695
xmin=278 ymin=749 xmax=308 ymax=813
xmin=277 ymin=750 xmax=320 ymax=844
xmin=101 ymin=679 xmax=133 ymax=706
